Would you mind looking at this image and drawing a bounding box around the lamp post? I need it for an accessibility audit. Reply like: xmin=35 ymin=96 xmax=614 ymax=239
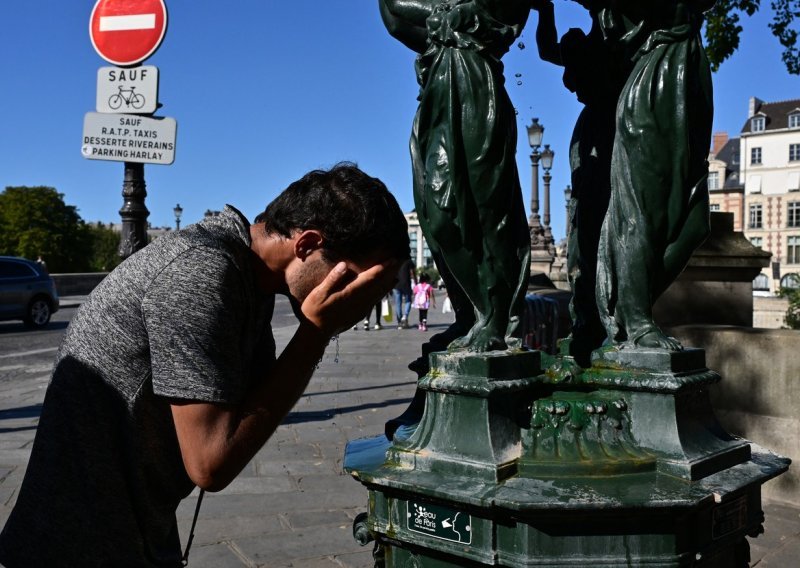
xmin=173 ymin=203 xmax=183 ymax=231
xmin=118 ymin=162 xmax=149 ymax=259
xmin=526 ymin=118 xmax=545 ymax=241
xmin=541 ymin=144 xmax=555 ymax=253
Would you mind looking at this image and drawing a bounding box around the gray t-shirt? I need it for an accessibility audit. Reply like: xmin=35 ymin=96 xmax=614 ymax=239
xmin=0 ymin=206 xmax=275 ymax=567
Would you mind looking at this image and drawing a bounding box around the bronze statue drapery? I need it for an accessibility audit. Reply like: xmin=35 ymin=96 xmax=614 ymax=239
xmin=380 ymin=0 xmax=531 ymax=353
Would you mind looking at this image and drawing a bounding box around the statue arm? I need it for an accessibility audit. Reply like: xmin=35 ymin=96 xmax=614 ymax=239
xmin=379 ymin=0 xmax=436 ymax=54
xmin=531 ymin=1 xmax=562 ymax=66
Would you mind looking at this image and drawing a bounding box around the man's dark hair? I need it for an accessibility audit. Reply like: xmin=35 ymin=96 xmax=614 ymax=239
xmin=256 ymin=162 xmax=409 ymax=262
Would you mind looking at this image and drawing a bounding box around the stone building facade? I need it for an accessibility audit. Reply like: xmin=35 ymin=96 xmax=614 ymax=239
xmin=709 ymin=97 xmax=800 ymax=294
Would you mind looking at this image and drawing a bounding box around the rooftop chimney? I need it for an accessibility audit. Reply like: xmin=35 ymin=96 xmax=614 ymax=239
xmin=712 ymin=132 xmax=729 ymax=156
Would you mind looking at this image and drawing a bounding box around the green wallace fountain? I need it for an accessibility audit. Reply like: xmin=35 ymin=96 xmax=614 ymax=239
xmin=344 ymin=1 xmax=790 ymax=566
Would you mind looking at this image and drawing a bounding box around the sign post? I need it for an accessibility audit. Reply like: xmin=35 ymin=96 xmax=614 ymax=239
xmin=86 ymin=0 xmax=171 ymax=260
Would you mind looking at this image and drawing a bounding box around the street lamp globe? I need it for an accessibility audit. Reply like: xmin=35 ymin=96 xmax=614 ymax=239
xmin=541 ymin=144 xmax=555 ymax=171
xmin=527 ymin=118 xmax=544 ymax=149
xmin=173 ymin=203 xmax=183 ymax=230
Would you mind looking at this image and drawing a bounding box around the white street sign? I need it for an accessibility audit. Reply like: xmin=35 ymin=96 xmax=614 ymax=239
xmin=96 ymin=66 xmax=158 ymax=114
xmin=82 ymin=112 xmax=176 ymax=165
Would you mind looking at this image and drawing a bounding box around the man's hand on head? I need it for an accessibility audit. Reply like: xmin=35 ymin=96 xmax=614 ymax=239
xmin=300 ymin=259 xmax=400 ymax=337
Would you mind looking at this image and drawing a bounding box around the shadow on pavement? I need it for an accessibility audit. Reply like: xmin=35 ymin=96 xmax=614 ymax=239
xmin=283 ymin=397 xmax=413 ymax=425
xmin=306 ymin=380 xmax=416 ymax=398
xmin=0 ymin=404 xmax=42 ymax=431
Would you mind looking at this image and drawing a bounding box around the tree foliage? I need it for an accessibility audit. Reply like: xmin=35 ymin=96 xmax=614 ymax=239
xmin=0 ymin=186 xmax=94 ymax=272
xmin=781 ymin=287 xmax=800 ymax=329
xmin=86 ymin=222 xmax=121 ymax=272
xmin=0 ymin=186 xmax=123 ymax=273
xmin=705 ymin=1 xmax=800 ymax=75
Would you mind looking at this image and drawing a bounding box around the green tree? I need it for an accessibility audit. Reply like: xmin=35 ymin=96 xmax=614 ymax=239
xmin=705 ymin=1 xmax=800 ymax=74
xmin=0 ymin=186 xmax=93 ymax=272
xmin=781 ymin=287 xmax=800 ymax=329
xmin=86 ymin=222 xmax=121 ymax=272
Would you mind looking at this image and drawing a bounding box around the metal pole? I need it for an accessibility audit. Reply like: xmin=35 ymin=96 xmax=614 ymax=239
xmin=543 ymin=171 xmax=555 ymax=253
xmin=543 ymin=170 xmax=552 ymax=229
xmin=118 ymin=162 xmax=149 ymax=260
xmin=529 ymin=150 xmax=543 ymax=232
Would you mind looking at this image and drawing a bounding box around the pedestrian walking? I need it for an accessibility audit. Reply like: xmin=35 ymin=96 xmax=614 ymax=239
xmin=394 ymin=257 xmax=416 ymax=328
xmin=412 ymin=272 xmax=436 ymax=331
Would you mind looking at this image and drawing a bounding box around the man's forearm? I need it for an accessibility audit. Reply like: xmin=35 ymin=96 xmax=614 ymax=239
xmin=171 ymin=322 xmax=330 ymax=492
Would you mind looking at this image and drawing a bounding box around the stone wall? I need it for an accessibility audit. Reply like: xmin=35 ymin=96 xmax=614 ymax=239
xmin=52 ymin=273 xmax=108 ymax=297
xmin=667 ymin=325 xmax=800 ymax=506
xmin=753 ymin=296 xmax=790 ymax=329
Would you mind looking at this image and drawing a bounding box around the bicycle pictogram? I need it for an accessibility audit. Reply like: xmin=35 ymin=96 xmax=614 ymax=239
xmin=108 ymin=86 xmax=145 ymax=110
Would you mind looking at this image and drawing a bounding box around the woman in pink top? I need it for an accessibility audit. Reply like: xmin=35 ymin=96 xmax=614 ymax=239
xmin=412 ymin=273 xmax=436 ymax=331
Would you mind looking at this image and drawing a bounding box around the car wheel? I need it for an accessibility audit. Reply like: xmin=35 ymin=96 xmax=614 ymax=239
xmin=24 ymin=297 xmax=52 ymax=328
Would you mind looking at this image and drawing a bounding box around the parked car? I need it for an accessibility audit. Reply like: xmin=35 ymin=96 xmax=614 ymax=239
xmin=0 ymin=256 xmax=59 ymax=328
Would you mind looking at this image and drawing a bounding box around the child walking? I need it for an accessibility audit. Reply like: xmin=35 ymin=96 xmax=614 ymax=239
xmin=412 ymin=273 xmax=436 ymax=331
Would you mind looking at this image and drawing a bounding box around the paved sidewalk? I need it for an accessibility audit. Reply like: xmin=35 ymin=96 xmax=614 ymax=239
xmin=1 ymin=300 xmax=797 ymax=566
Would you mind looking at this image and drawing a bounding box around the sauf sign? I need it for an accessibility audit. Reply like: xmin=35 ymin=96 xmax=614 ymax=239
xmin=82 ymin=114 xmax=176 ymax=165
xmin=96 ymin=66 xmax=159 ymax=114
xmin=83 ymin=0 xmax=176 ymax=166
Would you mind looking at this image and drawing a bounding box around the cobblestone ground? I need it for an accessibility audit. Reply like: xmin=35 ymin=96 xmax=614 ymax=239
xmin=0 ymin=298 xmax=797 ymax=567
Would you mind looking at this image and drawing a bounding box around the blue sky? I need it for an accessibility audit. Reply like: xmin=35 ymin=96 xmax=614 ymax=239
xmin=0 ymin=1 xmax=797 ymax=243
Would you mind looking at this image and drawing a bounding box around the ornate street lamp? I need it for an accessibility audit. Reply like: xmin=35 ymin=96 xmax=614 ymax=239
xmin=173 ymin=203 xmax=183 ymax=231
xmin=527 ymin=118 xmax=545 ymax=235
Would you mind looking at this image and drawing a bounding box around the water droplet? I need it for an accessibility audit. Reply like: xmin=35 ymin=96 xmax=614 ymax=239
xmin=517 ymin=80 xmax=523 ymax=86
xmin=515 ymin=73 xmax=522 ymax=78
xmin=517 ymin=42 xmax=526 ymax=50
xmin=515 ymin=108 xmax=519 ymax=115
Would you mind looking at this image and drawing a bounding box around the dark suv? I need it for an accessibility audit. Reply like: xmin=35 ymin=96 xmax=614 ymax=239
xmin=0 ymin=256 xmax=59 ymax=328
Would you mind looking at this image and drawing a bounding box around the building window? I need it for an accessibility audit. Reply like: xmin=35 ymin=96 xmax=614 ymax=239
xmin=790 ymin=114 xmax=800 ymax=129
xmin=790 ymin=143 xmax=800 ymax=162
xmin=753 ymin=273 xmax=770 ymax=291
xmin=782 ymin=273 xmax=800 ymax=289
xmin=788 ymin=236 xmax=800 ymax=264
xmin=789 ymin=202 xmax=800 ymax=228
xmin=751 ymin=116 xmax=765 ymax=132
xmin=750 ymin=237 xmax=763 ymax=248
xmin=708 ymin=171 xmax=719 ymax=190
xmin=751 ymin=147 xmax=762 ymax=165
xmin=749 ymin=203 xmax=763 ymax=229
xmin=709 ymin=203 xmax=721 ymax=212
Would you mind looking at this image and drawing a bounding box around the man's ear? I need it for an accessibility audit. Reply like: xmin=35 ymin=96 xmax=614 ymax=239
xmin=293 ymin=230 xmax=324 ymax=261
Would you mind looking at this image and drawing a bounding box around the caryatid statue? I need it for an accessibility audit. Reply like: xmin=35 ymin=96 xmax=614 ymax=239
xmin=379 ymin=0 xmax=532 ymax=353
xmin=594 ymin=0 xmax=716 ymax=350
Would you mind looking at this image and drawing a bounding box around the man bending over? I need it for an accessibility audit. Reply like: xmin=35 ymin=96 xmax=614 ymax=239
xmin=0 ymin=163 xmax=408 ymax=567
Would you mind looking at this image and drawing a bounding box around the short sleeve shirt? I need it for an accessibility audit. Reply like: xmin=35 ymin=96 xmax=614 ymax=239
xmin=0 ymin=206 xmax=275 ymax=567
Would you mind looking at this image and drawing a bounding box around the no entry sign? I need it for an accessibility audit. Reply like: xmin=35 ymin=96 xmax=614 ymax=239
xmin=90 ymin=0 xmax=168 ymax=67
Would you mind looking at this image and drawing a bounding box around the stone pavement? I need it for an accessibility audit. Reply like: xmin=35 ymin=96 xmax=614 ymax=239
xmin=0 ymin=298 xmax=798 ymax=567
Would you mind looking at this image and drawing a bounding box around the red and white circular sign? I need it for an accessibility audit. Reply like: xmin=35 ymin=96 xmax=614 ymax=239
xmin=90 ymin=0 xmax=168 ymax=67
